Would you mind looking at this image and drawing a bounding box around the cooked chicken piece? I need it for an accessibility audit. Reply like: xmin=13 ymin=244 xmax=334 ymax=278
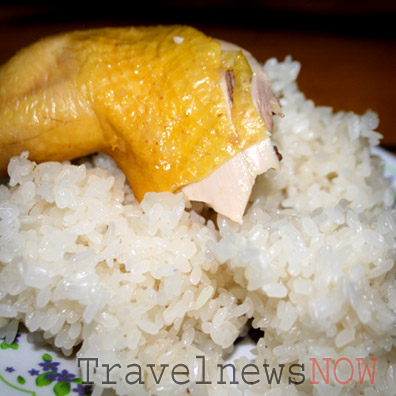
xmin=0 ymin=25 xmax=281 ymax=222
xmin=182 ymin=40 xmax=282 ymax=222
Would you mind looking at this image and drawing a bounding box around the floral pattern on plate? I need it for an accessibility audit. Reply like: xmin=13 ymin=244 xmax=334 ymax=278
xmin=0 ymin=331 xmax=92 ymax=396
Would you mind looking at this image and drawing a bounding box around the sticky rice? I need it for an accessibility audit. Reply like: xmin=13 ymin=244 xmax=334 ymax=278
xmin=0 ymin=57 xmax=395 ymax=395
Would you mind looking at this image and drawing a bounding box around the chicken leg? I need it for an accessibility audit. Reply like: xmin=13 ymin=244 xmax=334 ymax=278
xmin=0 ymin=25 xmax=281 ymax=222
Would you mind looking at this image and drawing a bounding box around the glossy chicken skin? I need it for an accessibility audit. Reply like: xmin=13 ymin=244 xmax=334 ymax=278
xmin=0 ymin=25 xmax=280 ymax=220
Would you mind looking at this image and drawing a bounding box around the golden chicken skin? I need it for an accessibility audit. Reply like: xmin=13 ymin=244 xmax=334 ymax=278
xmin=0 ymin=25 xmax=281 ymax=222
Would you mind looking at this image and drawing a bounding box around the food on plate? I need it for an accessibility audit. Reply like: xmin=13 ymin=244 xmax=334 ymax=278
xmin=0 ymin=25 xmax=282 ymax=223
xmin=0 ymin=37 xmax=395 ymax=396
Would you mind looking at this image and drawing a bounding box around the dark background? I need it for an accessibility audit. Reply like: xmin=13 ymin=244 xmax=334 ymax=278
xmin=1 ymin=1 xmax=395 ymax=150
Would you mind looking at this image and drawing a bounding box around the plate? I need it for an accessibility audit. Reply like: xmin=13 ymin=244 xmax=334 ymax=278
xmin=1 ymin=146 xmax=395 ymax=396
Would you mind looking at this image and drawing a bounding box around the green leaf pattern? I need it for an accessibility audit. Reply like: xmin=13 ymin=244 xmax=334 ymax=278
xmin=42 ymin=353 xmax=53 ymax=361
xmin=35 ymin=371 xmax=55 ymax=386
xmin=17 ymin=375 xmax=26 ymax=384
xmin=54 ymin=381 xmax=71 ymax=396
xmin=1 ymin=341 xmax=19 ymax=350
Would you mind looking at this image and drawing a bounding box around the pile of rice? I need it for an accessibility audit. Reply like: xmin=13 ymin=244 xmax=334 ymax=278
xmin=0 ymin=57 xmax=395 ymax=396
